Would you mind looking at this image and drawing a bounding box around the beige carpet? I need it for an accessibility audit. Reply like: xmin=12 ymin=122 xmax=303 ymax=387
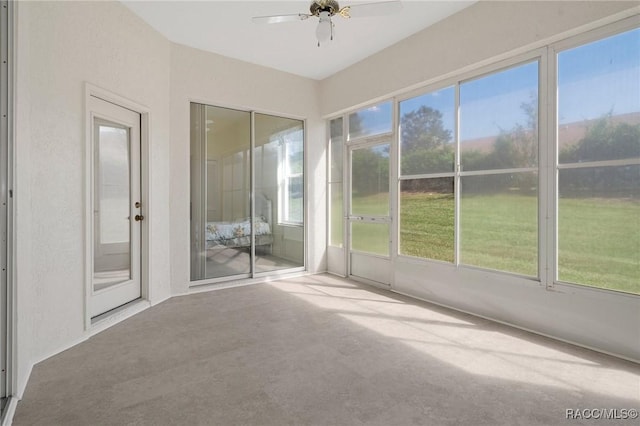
xmin=14 ymin=274 xmax=640 ymax=425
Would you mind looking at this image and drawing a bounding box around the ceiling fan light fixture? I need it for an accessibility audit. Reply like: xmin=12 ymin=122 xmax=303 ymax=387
xmin=253 ymin=1 xmax=403 ymax=46
xmin=315 ymin=11 xmax=333 ymax=45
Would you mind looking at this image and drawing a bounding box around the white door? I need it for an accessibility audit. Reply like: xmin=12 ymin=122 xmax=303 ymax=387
xmin=348 ymin=141 xmax=391 ymax=286
xmin=89 ymin=96 xmax=142 ymax=317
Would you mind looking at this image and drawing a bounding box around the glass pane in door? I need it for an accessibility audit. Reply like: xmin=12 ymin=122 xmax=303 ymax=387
xmin=351 ymin=143 xmax=390 ymax=216
xmin=93 ymin=122 xmax=131 ymax=291
xmin=190 ymin=104 xmax=251 ymax=281
xmin=351 ymin=222 xmax=390 ymax=256
xmin=254 ymin=113 xmax=305 ymax=273
xmin=349 ymin=142 xmax=392 ymax=284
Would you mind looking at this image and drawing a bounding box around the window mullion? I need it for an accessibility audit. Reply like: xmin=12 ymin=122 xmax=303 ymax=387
xmin=558 ymin=158 xmax=640 ymax=169
xmin=454 ymin=83 xmax=461 ymax=266
xmin=538 ymin=48 xmax=549 ymax=286
xmin=546 ymin=45 xmax=558 ymax=290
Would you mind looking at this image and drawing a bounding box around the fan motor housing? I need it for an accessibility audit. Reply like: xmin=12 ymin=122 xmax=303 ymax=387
xmin=310 ymin=0 xmax=340 ymax=16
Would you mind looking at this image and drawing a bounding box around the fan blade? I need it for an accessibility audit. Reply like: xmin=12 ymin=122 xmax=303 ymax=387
xmin=252 ymin=14 xmax=311 ymax=24
xmin=339 ymin=1 xmax=403 ymax=19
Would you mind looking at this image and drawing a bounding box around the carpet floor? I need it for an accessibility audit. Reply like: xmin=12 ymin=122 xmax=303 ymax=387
xmin=14 ymin=274 xmax=640 ymax=425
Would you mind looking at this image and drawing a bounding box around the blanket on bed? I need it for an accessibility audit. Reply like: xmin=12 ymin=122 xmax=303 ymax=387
xmin=206 ymin=217 xmax=271 ymax=242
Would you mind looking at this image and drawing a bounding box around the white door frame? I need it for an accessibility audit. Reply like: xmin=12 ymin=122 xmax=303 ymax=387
xmin=90 ymin=106 xmax=141 ymax=316
xmin=84 ymin=84 xmax=150 ymax=329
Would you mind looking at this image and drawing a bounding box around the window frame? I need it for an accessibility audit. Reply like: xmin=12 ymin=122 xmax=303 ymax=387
xmin=549 ymin=19 xmax=640 ymax=293
xmin=394 ymin=52 xmax=546 ymax=279
xmin=397 ymin=83 xmax=457 ymax=265
xmin=457 ymin=57 xmax=542 ymax=279
xmin=327 ymin=16 xmax=639 ymax=297
xmin=327 ymin=117 xmax=345 ymax=248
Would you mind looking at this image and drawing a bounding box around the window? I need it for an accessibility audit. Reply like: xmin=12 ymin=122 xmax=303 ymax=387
xmin=327 ymin=20 xmax=639 ymax=295
xmin=399 ymin=87 xmax=455 ymax=262
xmin=459 ymin=61 xmax=539 ymax=277
xmin=255 ymin=113 xmax=305 ymax=273
xmin=329 ymin=117 xmax=344 ymax=247
xmin=556 ymin=28 xmax=640 ymax=294
xmin=400 ymin=177 xmax=454 ymax=262
xmin=397 ymin=61 xmax=540 ymax=274
xmin=277 ymin=127 xmax=304 ymax=225
xmin=348 ymin=101 xmax=393 ymax=140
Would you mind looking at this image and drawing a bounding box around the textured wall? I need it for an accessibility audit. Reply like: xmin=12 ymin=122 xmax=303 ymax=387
xmin=15 ymin=0 xmax=172 ymax=395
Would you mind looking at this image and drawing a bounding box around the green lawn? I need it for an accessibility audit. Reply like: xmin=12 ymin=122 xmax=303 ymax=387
xmin=459 ymin=193 xmax=538 ymax=277
xmin=558 ymin=197 xmax=640 ymax=293
xmin=400 ymin=192 xmax=539 ymax=276
xmin=342 ymin=191 xmax=639 ymax=294
xmin=400 ymin=192 xmax=454 ymax=262
xmin=352 ymin=192 xmax=390 ymax=216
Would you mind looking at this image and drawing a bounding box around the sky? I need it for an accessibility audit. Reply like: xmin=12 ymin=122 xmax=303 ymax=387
xmin=352 ymin=27 xmax=639 ymax=141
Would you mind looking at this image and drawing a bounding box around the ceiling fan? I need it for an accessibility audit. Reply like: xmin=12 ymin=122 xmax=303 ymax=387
xmin=252 ymin=1 xmax=403 ymax=46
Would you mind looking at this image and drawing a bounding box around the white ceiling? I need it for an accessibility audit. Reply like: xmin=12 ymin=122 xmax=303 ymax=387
xmin=122 ymin=1 xmax=475 ymax=80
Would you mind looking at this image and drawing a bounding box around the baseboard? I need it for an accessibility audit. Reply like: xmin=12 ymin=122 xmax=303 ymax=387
xmin=33 ymin=333 xmax=88 ymax=374
xmin=1 ymin=396 xmax=19 ymax=426
xmin=14 ymin=360 xmax=31 ymax=400
xmin=349 ymin=275 xmax=391 ymax=291
xmin=90 ymin=299 xmax=151 ymax=337
xmin=150 ymin=294 xmax=172 ymax=307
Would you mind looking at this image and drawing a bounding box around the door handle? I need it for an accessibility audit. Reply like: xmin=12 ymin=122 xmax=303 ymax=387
xmin=135 ymin=214 xmax=144 ymax=221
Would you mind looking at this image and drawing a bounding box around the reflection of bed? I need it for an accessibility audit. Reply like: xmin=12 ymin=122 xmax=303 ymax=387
xmin=205 ymin=194 xmax=273 ymax=252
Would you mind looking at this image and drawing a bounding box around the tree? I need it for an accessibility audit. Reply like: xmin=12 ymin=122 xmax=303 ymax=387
xmin=559 ymin=113 xmax=640 ymax=164
xmin=351 ymin=148 xmax=389 ymax=196
xmin=461 ymin=94 xmax=538 ymax=193
xmin=492 ymin=95 xmax=538 ymax=169
xmin=401 ymin=106 xmax=452 ymax=151
xmin=559 ymin=114 xmax=640 ymax=197
xmin=400 ymin=106 xmax=453 ymax=175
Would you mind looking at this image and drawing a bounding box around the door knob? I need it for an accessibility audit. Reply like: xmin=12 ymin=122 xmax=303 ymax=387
xmin=135 ymin=215 xmax=144 ymax=221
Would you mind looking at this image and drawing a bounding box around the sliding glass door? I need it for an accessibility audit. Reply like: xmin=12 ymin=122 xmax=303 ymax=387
xmin=190 ymin=104 xmax=305 ymax=283
xmin=191 ymin=104 xmax=251 ymax=281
